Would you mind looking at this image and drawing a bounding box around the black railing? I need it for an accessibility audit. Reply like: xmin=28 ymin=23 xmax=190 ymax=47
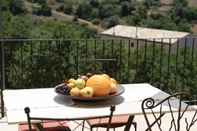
xmin=0 ymin=38 xmax=197 ymax=117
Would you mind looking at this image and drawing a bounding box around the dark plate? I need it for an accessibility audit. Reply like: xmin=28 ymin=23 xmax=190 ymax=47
xmin=55 ymin=84 xmax=125 ymax=101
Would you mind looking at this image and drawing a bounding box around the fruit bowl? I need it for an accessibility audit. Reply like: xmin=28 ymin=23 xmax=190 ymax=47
xmin=55 ymin=83 xmax=125 ymax=101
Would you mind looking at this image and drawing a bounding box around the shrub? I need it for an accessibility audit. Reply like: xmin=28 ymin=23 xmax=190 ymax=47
xmin=92 ymin=19 xmax=100 ymax=25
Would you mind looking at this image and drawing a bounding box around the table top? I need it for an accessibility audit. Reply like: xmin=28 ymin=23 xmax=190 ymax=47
xmin=3 ymin=83 xmax=172 ymax=124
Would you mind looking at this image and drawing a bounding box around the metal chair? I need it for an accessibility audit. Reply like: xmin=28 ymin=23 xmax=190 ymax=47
xmin=24 ymin=105 xmax=132 ymax=131
xmin=24 ymin=107 xmax=79 ymax=131
xmin=141 ymin=93 xmax=197 ymax=131
xmin=86 ymin=106 xmax=137 ymax=131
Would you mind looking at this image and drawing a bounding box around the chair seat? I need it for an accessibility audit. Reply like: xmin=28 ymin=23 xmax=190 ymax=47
xmin=87 ymin=115 xmax=129 ymax=128
xmin=19 ymin=120 xmax=71 ymax=131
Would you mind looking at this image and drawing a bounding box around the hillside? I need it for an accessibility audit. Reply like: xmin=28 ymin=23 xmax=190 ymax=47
xmin=1 ymin=0 xmax=197 ymax=38
xmin=46 ymin=0 xmax=197 ymax=33
xmin=24 ymin=0 xmax=104 ymax=32
xmin=0 ymin=0 xmax=98 ymax=38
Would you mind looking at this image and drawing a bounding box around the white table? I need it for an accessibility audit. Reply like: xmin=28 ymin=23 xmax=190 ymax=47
xmin=3 ymin=83 xmax=171 ymax=124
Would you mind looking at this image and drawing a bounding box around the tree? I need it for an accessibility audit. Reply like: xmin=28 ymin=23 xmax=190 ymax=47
xmin=0 ymin=15 xmax=3 ymax=35
xmin=10 ymin=15 xmax=33 ymax=38
xmin=33 ymin=4 xmax=52 ymax=16
xmin=121 ymin=1 xmax=131 ymax=16
xmin=89 ymin=0 xmax=99 ymax=7
xmin=64 ymin=4 xmax=73 ymax=14
xmin=136 ymin=3 xmax=147 ymax=19
xmin=119 ymin=0 xmax=129 ymax=2
xmin=103 ymin=15 xmax=120 ymax=28
xmin=144 ymin=0 xmax=160 ymax=9
xmin=0 ymin=0 xmax=12 ymax=11
xmin=98 ymin=4 xmax=113 ymax=19
xmin=174 ymin=0 xmax=188 ymax=7
xmin=76 ymin=3 xmax=92 ymax=19
xmin=32 ymin=0 xmax=46 ymax=4
xmin=177 ymin=19 xmax=191 ymax=32
xmin=10 ymin=0 xmax=26 ymax=15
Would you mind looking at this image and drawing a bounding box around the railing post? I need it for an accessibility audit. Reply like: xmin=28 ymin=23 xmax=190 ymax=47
xmin=0 ymin=41 xmax=5 ymax=117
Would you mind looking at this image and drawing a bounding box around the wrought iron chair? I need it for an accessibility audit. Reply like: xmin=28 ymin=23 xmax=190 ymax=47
xmin=24 ymin=105 xmax=133 ymax=131
xmin=24 ymin=107 xmax=72 ymax=131
xmin=141 ymin=93 xmax=197 ymax=131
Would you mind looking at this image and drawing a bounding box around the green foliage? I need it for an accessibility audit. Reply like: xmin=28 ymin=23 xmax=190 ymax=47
xmin=9 ymin=0 xmax=26 ymax=15
xmin=32 ymin=0 xmax=46 ymax=4
xmin=63 ymin=4 xmax=73 ymax=14
xmin=89 ymin=0 xmax=99 ymax=7
xmin=0 ymin=0 xmax=12 ymax=11
xmin=56 ymin=5 xmax=64 ymax=12
xmin=76 ymin=2 xmax=92 ymax=19
xmin=0 ymin=13 xmax=33 ymax=38
xmin=33 ymin=3 xmax=52 ymax=16
xmin=56 ymin=0 xmax=64 ymax=3
xmin=98 ymin=4 xmax=114 ymax=19
xmin=30 ymin=20 xmax=96 ymax=39
xmin=120 ymin=1 xmax=131 ymax=16
xmin=144 ymin=0 xmax=160 ymax=9
xmin=134 ymin=44 xmax=197 ymax=95
xmin=174 ymin=0 xmax=188 ymax=7
xmin=102 ymin=15 xmax=120 ymax=28
xmin=52 ymin=0 xmax=195 ymax=32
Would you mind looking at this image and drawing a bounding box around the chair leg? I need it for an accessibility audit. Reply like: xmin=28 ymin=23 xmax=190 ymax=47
xmin=124 ymin=115 xmax=135 ymax=131
xmin=133 ymin=122 xmax=137 ymax=131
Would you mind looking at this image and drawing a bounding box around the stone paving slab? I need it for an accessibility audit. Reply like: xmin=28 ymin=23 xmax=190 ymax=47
xmin=0 ymin=123 xmax=18 ymax=131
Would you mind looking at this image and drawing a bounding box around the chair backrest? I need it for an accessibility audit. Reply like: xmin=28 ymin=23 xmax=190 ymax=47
xmin=24 ymin=105 xmax=116 ymax=131
xmin=141 ymin=93 xmax=197 ymax=131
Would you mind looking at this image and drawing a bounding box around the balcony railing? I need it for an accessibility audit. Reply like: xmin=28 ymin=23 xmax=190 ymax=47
xmin=0 ymin=38 xmax=197 ymax=117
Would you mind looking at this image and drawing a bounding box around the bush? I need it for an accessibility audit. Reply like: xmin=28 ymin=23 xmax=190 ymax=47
xmin=10 ymin=0 xmax=26 ymax=15
xmin=102 ymin=15 xmax=120 ymax=28
xmin=120 ymin=1 xmax=131 ymax=16
xmin=98 ymin=4 xmax=113 ymax=19
xmin=89 ymin=0 xmax=99 ymax=7
xmin=76 ymin=3 xmax=92 ymax=19
xmin=56 ymin=0 xmax=64 ymax=3
xmin=64 ymin=4 xmax=73 ymax=14
xmin=32 ymin=0 xmax=46 ymax=4
xmin=33 ymin=4 xmax=52 ymax=16
xmin=56 ymin=5 xmax=64 ymax=12
xmin=73 ymin=15 xmax=78 ymax=22
xmin=92 ymin=19 xmax=100 ymax=25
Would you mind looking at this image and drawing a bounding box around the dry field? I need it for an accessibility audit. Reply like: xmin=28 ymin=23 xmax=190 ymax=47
xmin=192 ymin=24 xmax=197 ymax=34
xmin=187 ymin=0 xmax=197 ymax=8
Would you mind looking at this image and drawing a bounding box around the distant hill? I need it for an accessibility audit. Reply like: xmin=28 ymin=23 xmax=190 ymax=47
xmin=1 ymin=0 xmax=197 ymax=38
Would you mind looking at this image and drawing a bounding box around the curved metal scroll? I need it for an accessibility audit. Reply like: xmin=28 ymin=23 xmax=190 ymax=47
xmin=141 ymin=92 xmax=197 ymax=131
